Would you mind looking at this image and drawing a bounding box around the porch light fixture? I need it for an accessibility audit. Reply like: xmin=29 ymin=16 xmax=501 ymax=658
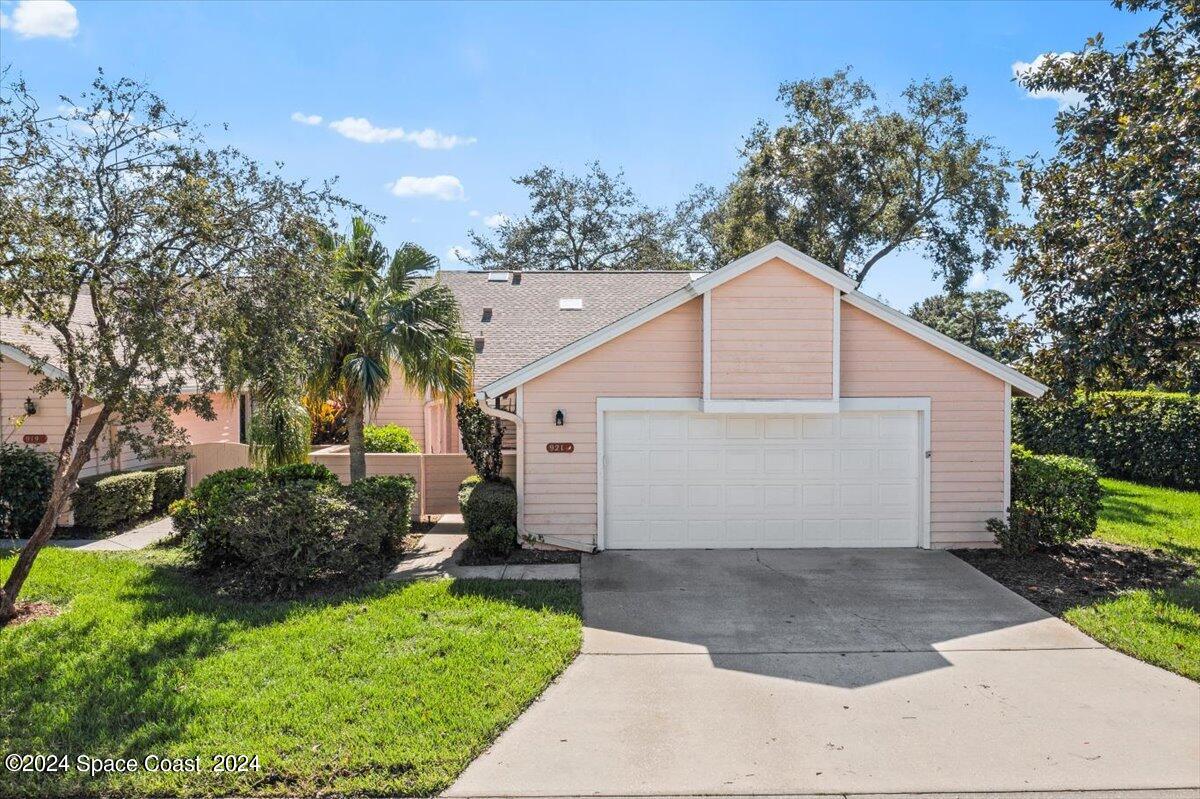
xmin=24 ymin=397 xmax=37 ymax=415
xmin=554 ymin=409 xmax=564 ymax=426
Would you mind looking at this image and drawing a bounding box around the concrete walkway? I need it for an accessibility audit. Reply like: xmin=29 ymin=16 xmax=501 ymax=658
xmin=388 ymin=514 xmax=580 ymax=581
xmin=446 ymin=548 xmax=1200 ymax=797
xmin=1 ymin=516 xmax=175 ymax=551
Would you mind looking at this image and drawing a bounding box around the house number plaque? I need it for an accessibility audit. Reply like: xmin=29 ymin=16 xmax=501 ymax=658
xmin=23 ymin=434 xmax=48 ymax=444
xmin=546 ymin=442 xmax=574 ymax=453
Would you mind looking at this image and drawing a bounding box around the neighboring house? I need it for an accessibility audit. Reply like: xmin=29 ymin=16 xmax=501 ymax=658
xmin=400 ymin=242 xmax=1046 ymax=552
xmin=1 ymin=299 xmax=244 ymax=479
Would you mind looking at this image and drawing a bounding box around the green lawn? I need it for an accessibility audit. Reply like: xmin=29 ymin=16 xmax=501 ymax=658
xmin=1066 ymin=478 xmax=1200 ymax=681
xmin=0 ymin=548 xmax=582 ymax=797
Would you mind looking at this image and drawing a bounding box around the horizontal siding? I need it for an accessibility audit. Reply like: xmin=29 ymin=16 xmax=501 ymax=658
xmin=522 ymin=298 xmax=703 ymax=546
xmin=840 ymin=302 xmax=1006 ymax=548
xmin=710 ymin=259 xmax=834 ymax=399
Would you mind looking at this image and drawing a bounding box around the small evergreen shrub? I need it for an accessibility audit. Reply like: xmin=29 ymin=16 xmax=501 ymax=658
xmin=989 ymin=445 xmax=1101 ymax=555
xmin=0 ymin=444 xmax=54 ymax=536
xmin=73 ymin=470 xmax=156 ymax=533
xmin=459 ymin=478 xmax=518 ymax=555
xmin=1014 ymin=391 xmax=1199 ymax=489
xmin=362 ymin=424 xmax=421 ymax=453
xmin=152 ymin=466 xmax=186 ymax=512
xmin=181 ymin=465 xmax=409 ymax=596
xmin=457 ymin=400 xmax=504 ymax=479
xmin=343 ymin=475 xmax=417 ymax=541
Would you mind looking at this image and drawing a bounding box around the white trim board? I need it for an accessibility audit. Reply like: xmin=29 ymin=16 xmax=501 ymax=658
xmin=1 ymin=343 xmax=69 ymax=382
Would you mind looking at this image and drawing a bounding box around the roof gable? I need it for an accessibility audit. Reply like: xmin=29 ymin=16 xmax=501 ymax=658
xmin=477 ymin=241 xmax=1047 ymax=400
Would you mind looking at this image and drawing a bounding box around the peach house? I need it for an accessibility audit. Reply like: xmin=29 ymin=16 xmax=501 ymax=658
xmin=426 ymin=241 xmax=1046 ymax=551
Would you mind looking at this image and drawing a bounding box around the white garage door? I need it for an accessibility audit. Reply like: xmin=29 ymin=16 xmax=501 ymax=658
xmin=603 ymin=411 xmax=921 ymax=549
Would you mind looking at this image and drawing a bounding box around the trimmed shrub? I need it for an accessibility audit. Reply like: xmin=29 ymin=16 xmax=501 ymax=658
xmin=1014 ymin=391 xmax=1200 ymax=489
xmin=457 ymin=399 xmax=504 ymax=480
xmin=152 ymin=466 xmax=186 ymax=512
xmin=267 ymin=462 xmax=338 ymax=486
xmin=989 ymin=445 xmax=1101 ymax=554
xmin=343 ymin=475 xmax=417 ymax=542
xmin=459 ymin=478 xmax=518 ymax=555
xmin=182 ymin=465 xmax=408 ymax=596
xmin=73 ymin=470 xmax=156 ymax=533
xmin=362 ymin=424 xmax=421 ymax=454
xmin=0 ymin=444 xmax=54 ymax=536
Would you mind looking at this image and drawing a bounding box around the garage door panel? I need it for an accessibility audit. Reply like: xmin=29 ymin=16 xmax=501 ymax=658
xmin=603 ymin=411 xmax=920 ymax=549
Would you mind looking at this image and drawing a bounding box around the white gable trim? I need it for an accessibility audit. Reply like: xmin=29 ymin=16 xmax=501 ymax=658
xmin=842 ymin=291 xmax=1047 ymax=398
xmin=1 ymin=343 xmax=69 ymax=382
xmin=480 ymin=240 xmax=1047 ymax=400
xmin=690 ymin=240 xmax=859 ymax=294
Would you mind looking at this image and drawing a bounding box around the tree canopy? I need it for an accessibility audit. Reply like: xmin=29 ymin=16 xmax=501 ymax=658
xmin=1001 ymin=0 xmax=1199 ymax=393
xmin=908 ymin=289 xmax=1028 ymax=364
xmin=465 ymin=163 xmax=711 ymax=271
xmin=707 ymin=70 xmax=1012 ymax=289
xmin=0 ymin=72 xmax=348 ymax=621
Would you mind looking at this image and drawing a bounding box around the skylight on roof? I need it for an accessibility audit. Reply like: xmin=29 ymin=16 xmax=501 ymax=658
xmin=487 ymin=272 xmax=510 ymax=282
xmin=558 ymin=298 xmax=583 ymax=310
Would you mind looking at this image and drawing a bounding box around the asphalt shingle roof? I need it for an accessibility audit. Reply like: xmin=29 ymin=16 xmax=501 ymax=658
xmin=433 ymin=270 xmax=695 ymax=387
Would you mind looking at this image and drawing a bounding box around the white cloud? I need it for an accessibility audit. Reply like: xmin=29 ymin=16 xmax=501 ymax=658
xmin=290 ymin=112 xmax=322 ymax=126
xmin=1012 ymin=53 xmax=1085 ymax=109
xmin=386 ymin=175 xmax=466 ymax=201
xmin=446 ymin=245 xmax=473 ymax=263
xmin=328 ymin=116 xmax=475 ymax=149
xmin=483 ymin=213 xmax=510 ymax=229
xmin=4 ymin=0 xmax=79 ymax=38
xmin=968 ymin=271 xmax=988 ymax=290
xmin=0 ymin=11 xmax=8 ymax=28
xmin=468 ymin=210 xmax=480 ymax=217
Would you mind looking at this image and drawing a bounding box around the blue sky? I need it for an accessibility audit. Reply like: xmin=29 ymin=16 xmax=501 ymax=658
xmin=1 ymin=0 xmax=1151 ymax=310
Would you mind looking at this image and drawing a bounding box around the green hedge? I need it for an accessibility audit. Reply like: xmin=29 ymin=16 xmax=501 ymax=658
xmin=152 ymin=466 xmax=186 ymax=512
xmin=989 ymin=445 xmax=1102 ymax=555
xmin=1013 ymin=391 xmax=1200 ymax=489
xmin=74 ymin=470 xmax=157 ymax=533
xmin=175 ymin=464 xmax=416 ymax=596
xmin=0 ymin=444 xmax=54 ymax=536
xmin=363 ymin=424 xmax=421 ymax=453
xmin=458 ymin=476 xmax=518 ymax=555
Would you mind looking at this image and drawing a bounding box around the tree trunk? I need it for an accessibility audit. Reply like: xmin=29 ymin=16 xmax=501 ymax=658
xmin=0 ymin=405 xmax=112 ymax=625
xmin=347 ymin=399 xmax=367 ymax=483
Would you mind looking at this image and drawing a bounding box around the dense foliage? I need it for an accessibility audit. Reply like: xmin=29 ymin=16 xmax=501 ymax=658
xmin=248 ymin=396 xmax=313 ymax=468
xmin=1014 ymin=391 xmax=1200 ymax=490
xmin=456 ymin=399 xmax=504 ymax=480
xmin=1001 ymin=0 xmax=1200 ymax=393
xmin=458 ymin=476 xmax=518 ymax=555
xmin=710 ymin=70 xmax=1011 ymax=289
xmin=0 ymin=444 xmax=53 ymax=537
xmin=151 ymin=466 xmax=186 ymax=513
xmin=908 ymin=289 xmax=1027 ymax=363
xmin=73 ymin=471 xmax=157 ymax=533
xmin=174 ymin=464 xmax=414 ymax=597
xmin=362 ymin=423 xmax=421 ymax=453
xmin=989 ymin=445 xmax=1102 ymax=555
xmin=466 ymin=162 xmax=709 ymax=271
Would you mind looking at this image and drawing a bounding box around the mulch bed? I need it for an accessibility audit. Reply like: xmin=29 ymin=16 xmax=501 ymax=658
xmin=5 ymin=601 xmax=61 ymax=627
xmin=953 ymin=538 xmax=1195 ymax=616
xmin=459 ymin=546 xmax=581 ymax=567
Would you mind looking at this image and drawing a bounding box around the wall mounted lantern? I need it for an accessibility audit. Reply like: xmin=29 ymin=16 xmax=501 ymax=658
xmin=554 ymin=409 xmax=565 ymax=426
xmin=24 ymin=397 xmax=37 ymax=415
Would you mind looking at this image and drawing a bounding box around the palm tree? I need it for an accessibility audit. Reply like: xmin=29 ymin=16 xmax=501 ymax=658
xmin=310 ymin=217 xmax=473 ymax=482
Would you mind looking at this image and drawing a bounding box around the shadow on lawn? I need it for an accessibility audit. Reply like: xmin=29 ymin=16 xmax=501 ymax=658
xmin=1100 ymin=485 xmax=1200 ymax=564
xmin=1 ymin=557 xmax=581 ymax=793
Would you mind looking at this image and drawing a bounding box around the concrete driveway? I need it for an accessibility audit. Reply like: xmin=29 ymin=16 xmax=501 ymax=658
xmin=447 ymin=549 xmax=1200 ymax=797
